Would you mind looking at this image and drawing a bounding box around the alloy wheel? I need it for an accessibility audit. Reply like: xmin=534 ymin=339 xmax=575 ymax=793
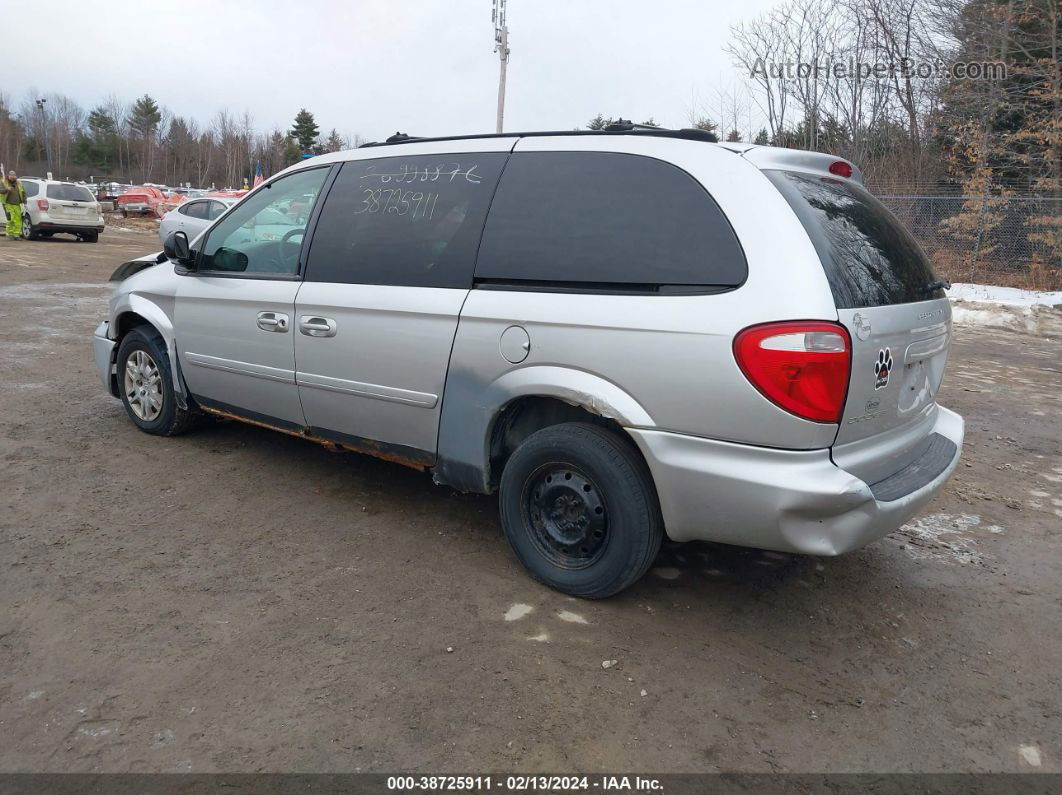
xmin=123 ymin=349 xmax=164 ymax=421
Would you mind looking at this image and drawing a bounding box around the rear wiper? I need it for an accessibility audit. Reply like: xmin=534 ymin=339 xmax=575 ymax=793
xmin=920 ymin=280 xmax=951 ymax=295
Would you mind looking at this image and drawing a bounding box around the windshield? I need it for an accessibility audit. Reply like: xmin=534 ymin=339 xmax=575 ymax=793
xmin=46 ymin=183 xmax=95 ymax=202
xmin=767 ymin=170 xmax=943 ymax=308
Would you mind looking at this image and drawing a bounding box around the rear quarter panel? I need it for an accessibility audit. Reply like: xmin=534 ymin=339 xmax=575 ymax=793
xmin=437 ymin=136 xmax=843 ymax=492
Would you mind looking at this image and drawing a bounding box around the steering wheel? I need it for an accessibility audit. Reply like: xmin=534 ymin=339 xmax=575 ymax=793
xmin=279 ymin=228 xmax=305 ymax=270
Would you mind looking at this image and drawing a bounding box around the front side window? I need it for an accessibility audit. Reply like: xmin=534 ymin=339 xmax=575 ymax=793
xmin=198 ymin=167 xmax=329 ymax=276
xmin=303 ymin=153 xmax=507 ymax=288
xmin=475 ymin=152 xmax=747 ymax=289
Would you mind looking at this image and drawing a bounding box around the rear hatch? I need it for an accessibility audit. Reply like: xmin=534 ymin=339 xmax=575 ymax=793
xmin=46 ymin=183 xmax=97 ymax=223
xmin=766 ymin=169 xmax=951 ymax=484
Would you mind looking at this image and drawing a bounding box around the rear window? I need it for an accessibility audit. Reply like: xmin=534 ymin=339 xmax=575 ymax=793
xmin=475 ymin=152 xmax=746 ymax=290
xmin=46 ymin=183 xmax=95 ymax=202
xmin=767 ymin=170 xmax=942 ymax=308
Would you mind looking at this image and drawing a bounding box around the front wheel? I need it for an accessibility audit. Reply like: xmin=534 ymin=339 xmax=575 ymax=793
xmin=116 ymin=326 xmax=196 ymax=436
xmin=498 ymin=422 xmax=664 ymax=598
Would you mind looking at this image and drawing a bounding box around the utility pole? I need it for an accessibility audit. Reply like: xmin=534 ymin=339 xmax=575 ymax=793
xmin=492 ymin=0 xmax=510 ymax=134
xmin=35 ymin=98 xmax=51 ymax=175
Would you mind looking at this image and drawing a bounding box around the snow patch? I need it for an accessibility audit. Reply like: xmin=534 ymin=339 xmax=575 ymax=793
xmin=557 ymin=610 xmax=589 ymax=625
xmin=948 ymin=283 xmax=1062 ymax=338
xmin=504 ymin=603 xmax=533 ymax=622
xmin=897 ymin=513 xmax=1003 ymax=565
xmin=1019 ymin=744 xmax=1042 ymax=768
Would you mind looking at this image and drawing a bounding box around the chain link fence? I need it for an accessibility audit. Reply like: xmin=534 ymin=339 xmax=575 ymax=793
xmin=877 ymin=192 xmax=1062 ymax=289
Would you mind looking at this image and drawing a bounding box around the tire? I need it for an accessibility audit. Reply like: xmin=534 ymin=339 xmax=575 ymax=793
xmin=115 ymin=326 xmax=196 ymax=436
xmin=498 ymin=422 xmax=664 ymax=598
xmin=81 ymin=231 xmax=99 ymax=243
xmin=22 ymin=212 xmax=39 ymax=240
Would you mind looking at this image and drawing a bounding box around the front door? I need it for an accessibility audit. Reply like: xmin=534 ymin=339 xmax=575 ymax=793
xmin=174 ymin=166 xmax=332 ymax=428
xmin=293 ymin=151 xmax=509 ymax=457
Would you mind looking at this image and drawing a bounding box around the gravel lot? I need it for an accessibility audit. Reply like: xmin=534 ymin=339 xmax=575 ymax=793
xmin=0 ymin=228 xmax=1059 ymax=774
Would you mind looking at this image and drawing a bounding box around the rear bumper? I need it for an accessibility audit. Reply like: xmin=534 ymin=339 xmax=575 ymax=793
xmin=628 ymin=405 xmax=964 ymax=555
xmin=38 ymin=221 xmax=105 ymax=233
xmin=93 ymin=321 xmax=118 ymax=397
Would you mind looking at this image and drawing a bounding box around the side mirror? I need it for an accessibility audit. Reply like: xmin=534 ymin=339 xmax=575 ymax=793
xmin=164 ymin=230 xmax=194 ymax=268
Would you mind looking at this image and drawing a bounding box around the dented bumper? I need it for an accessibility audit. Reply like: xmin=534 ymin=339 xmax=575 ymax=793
xmin=628 ymin=406 xmax=964 ymax=555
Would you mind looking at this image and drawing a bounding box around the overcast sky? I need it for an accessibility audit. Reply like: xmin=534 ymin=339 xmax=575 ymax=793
xmin=14 ymin=0 xmax=777 ymax=141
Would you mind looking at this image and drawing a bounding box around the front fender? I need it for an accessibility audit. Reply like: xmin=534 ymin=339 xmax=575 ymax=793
xmin=110 ymin=289 xmax=187 ymax=409
xmin=434 ymin=363 xmax=654 ymax=493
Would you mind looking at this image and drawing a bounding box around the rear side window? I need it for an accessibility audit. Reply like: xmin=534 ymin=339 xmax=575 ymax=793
xmin=304 ymin=153 xmax=507 ymax=288
xmin=180 ymin=201 xmax=208 ymax=219
xmin=206 ymin=201 xmax=228 ymax=220
xmin=475 ymin=152 xmax=746 ymax=289
xmin=766 ymin=170 xmax=943 ymax=308
xmin=46 ymin=183 xmax=94 ymax=202
xmin=23 ymin=182 xmax=39 ymax=198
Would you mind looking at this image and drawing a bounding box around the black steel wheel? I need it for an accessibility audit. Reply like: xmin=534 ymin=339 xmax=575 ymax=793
xmin=499 ymin=422 xmax=663 ymax=598
xmin=523 ymin=463 xmax=609 ymax=569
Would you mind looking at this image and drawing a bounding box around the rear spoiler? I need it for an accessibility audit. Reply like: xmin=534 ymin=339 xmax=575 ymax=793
xmin=737 ymin=146 xmax=864 ymax=185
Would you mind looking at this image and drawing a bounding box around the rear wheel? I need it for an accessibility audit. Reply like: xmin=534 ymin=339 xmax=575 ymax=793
xmin=498 ymin=422 xmax=663 ymax=598
xmin=80 ymin=231 xmax=99 ymax=243
xmin=116 ymin=326 xmax=196 ymax=436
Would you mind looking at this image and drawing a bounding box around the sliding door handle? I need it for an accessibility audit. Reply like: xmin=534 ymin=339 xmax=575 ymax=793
xmin=299 ymin=316 xmax=337 ymax=337
xmin=256 ymin=311 xmax=289 ymax=332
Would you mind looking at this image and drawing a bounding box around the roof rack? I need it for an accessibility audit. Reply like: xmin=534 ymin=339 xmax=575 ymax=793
xmin=360 ymin=123 xmax=719 ymax=148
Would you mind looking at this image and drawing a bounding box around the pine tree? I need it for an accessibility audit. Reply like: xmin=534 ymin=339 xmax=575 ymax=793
xmin=754 ymin=128 xmax=770 ymax=145
xmin=283 ymin=134 xmax=302 ymax=167
xmin=129 ymin=95 xmax=162 ymax=181
xmin=726 ymin=129 xmax=742 ymax=143
xmin=129 ymin=95 xmax=161 ymax=138
xmin=323 ymin=128 xmax=345 ymax=153
xmin=290 ymin=109 xmax=319 ymax=151
xmin=690 ymin=117 xmax=717 ymax=135
xmin=586 ymin=113 xmax=613 ymax=130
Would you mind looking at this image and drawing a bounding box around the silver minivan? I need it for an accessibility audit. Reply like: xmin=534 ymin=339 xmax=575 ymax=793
xmin=93 ymin=125 xmax=964 ymax=597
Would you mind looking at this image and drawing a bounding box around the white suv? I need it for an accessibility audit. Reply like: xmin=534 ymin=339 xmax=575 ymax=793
xmin=21 ymin=178 xmax=105 ymax=242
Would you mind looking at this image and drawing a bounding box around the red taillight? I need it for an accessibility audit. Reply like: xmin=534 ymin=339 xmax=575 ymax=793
xmin=734 ymin=322 xmax=851 ymax=424
xmin=36 ymin=199 xmax=49 ymax=211
xmin=828 ymin=160 xmax=853 ymax=178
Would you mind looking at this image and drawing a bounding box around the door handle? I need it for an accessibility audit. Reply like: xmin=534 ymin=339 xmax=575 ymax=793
xmin=299 ymin=316 xmax=337 ymax=338
xmin=256 ymin=311 xmax=289 ymax=332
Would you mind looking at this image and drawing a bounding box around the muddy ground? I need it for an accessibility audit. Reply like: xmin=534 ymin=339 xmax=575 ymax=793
xmin=0 ymin=227 xmax=1059 ymax=774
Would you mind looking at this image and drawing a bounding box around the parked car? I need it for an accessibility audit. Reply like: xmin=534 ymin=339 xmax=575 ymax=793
xmin=116 ymin=186 xmax=168 ymax=217
xmin=19 ymin=178 xmax=105 ymax=242
xmin=92 ymin=126 xmax=964 ymax=597
xmin=158 ymin=197 xmax=236 ymax=244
